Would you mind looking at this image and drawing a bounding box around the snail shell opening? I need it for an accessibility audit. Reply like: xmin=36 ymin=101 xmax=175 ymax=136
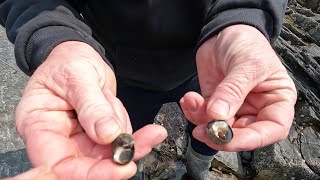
xmin=206 ymin=120 xmax=233 ymax=144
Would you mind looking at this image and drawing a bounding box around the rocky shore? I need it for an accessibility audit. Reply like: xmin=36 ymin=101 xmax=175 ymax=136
xmin=0 ymin=1 xmax=319 ymax=179
xmin=251 ymin=2 xmax=320 ymax=179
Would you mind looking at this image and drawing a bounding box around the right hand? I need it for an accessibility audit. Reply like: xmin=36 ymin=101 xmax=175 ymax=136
xmin=15 ymin=41 xmax=168 ymax=179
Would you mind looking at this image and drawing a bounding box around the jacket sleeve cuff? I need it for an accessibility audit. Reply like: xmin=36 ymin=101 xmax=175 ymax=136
xmin=198 ymin=8 xmax=275 ymax=48
xmin=15 ymin=26 xmax=113 ymax=75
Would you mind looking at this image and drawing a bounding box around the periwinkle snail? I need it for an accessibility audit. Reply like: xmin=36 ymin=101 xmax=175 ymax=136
xmin=111 ymin=133 xmax=135 ymax=165
xmin=206 ymin=120 xmax=233 ymax=144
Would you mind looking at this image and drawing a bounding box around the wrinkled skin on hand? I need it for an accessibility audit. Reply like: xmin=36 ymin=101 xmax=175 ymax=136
xmin=180 ymin=25 xmax=297 ymax=152
xmin=15 ymin=41 xmax=167 ymax=180
xmin=2 ymin=167 xmax=57 ymax=180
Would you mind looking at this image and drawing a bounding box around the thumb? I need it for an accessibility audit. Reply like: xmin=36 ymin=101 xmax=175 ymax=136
xmin=70 ymin=83 xmax=125 ymax=144
xmin=207 ymin=69 xmax=260 ymax=120
xmin=29 ymin=41 xmax=124 ymax=145
xmin=63 ymin=64 xmax=125 ymax=144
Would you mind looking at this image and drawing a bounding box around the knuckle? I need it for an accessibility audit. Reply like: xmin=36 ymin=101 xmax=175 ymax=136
xmin=15 ymin=111 xmax=42 ymax=140
xmin=216 ymin=81 xmax=246 ymax=103
xmin=78 ymin=102 xmax=117 ymax=122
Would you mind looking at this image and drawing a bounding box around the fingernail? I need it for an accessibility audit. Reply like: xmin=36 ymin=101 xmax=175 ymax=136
xmin=95 ymin=119 xmax=121 ymax=142
xmin=208 ymin=99 xmax=230 ymax=119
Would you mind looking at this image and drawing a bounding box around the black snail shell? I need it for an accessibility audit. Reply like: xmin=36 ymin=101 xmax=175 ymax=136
xmin=206 ymin=120 xmax=233 ymax=144
xmin=111 ymin=133 xmax=135 ymax=165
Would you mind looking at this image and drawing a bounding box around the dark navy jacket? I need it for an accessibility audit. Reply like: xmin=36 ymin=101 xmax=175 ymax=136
xmin=0 ymin=0 xmax=290 ymax=90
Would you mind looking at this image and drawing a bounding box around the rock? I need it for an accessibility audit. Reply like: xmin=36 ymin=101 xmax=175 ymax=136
xmin=175 ymin=136 xmax=187 ymax=157
xmin=0 ymin=149 xmax=32 ymax=178
xmin=135 ymin=103 xmax=188 ymax=179
xmin=252 ymin=135 xmax=319 ymax=179
xmin=274 ymin=5 xmax=320 ymax=126
xmin=295 ymin=5 xmax=317 ymax=16
xmin=300 ymin=126 xmax=320 ymax=175
xmin=280 ymin=26 xmax=307 ymax=46
xmin=309 ymin=25 xmax=320 ymax=42
xmin=0 ymin=26 xmax=30 ymax=178
xmin=297 ymin=0 xmax=306 ymax=7
xmin=297 ymin=0 xmax=320 ymax=13
xmin=0 ymin=30 xmax=27 ymax=103
xmin=251 ymin=3 xmax=320 ymax=179
xmin=291 ymin=13 xmax=318 ymax=31
xmin=305 ymin=0 xmax=320 ymax=12
xmin=211 ymin=152 xmax=244 ymax=178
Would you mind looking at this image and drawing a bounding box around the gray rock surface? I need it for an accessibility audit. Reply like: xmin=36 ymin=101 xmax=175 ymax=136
xmin=251 ymin=2 xmax=320 ymax=179
xmin=0 ymin=149 xmax=31 ymax=178
xmin=297 ymin=0 xmax=320 ymax=13
xmin=0 ymin=26 xmax=30 ymax=178
xmin=252 ymin=129 xmax=319 ymax=179
xmin=0 ymin=2 xmax=320 ymax=179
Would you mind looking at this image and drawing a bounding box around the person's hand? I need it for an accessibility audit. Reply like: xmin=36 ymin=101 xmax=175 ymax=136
xmin=2 ymin=167 xmax=57 ymax=180
xmin=15 ymin=41 xmax=167 ymax=179
xmin=180 ymin=25 xmax=297 ymax=151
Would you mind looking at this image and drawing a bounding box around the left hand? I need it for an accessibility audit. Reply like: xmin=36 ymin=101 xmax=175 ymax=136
xmin=180 ymin=24 xmax=297 ymax=152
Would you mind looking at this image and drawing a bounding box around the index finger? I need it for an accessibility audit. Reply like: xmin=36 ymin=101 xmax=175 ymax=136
xmin=193 ymin=100 xmax=295 ymax=151
xmin=133 ymin=124 xmax=168 ymax=160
